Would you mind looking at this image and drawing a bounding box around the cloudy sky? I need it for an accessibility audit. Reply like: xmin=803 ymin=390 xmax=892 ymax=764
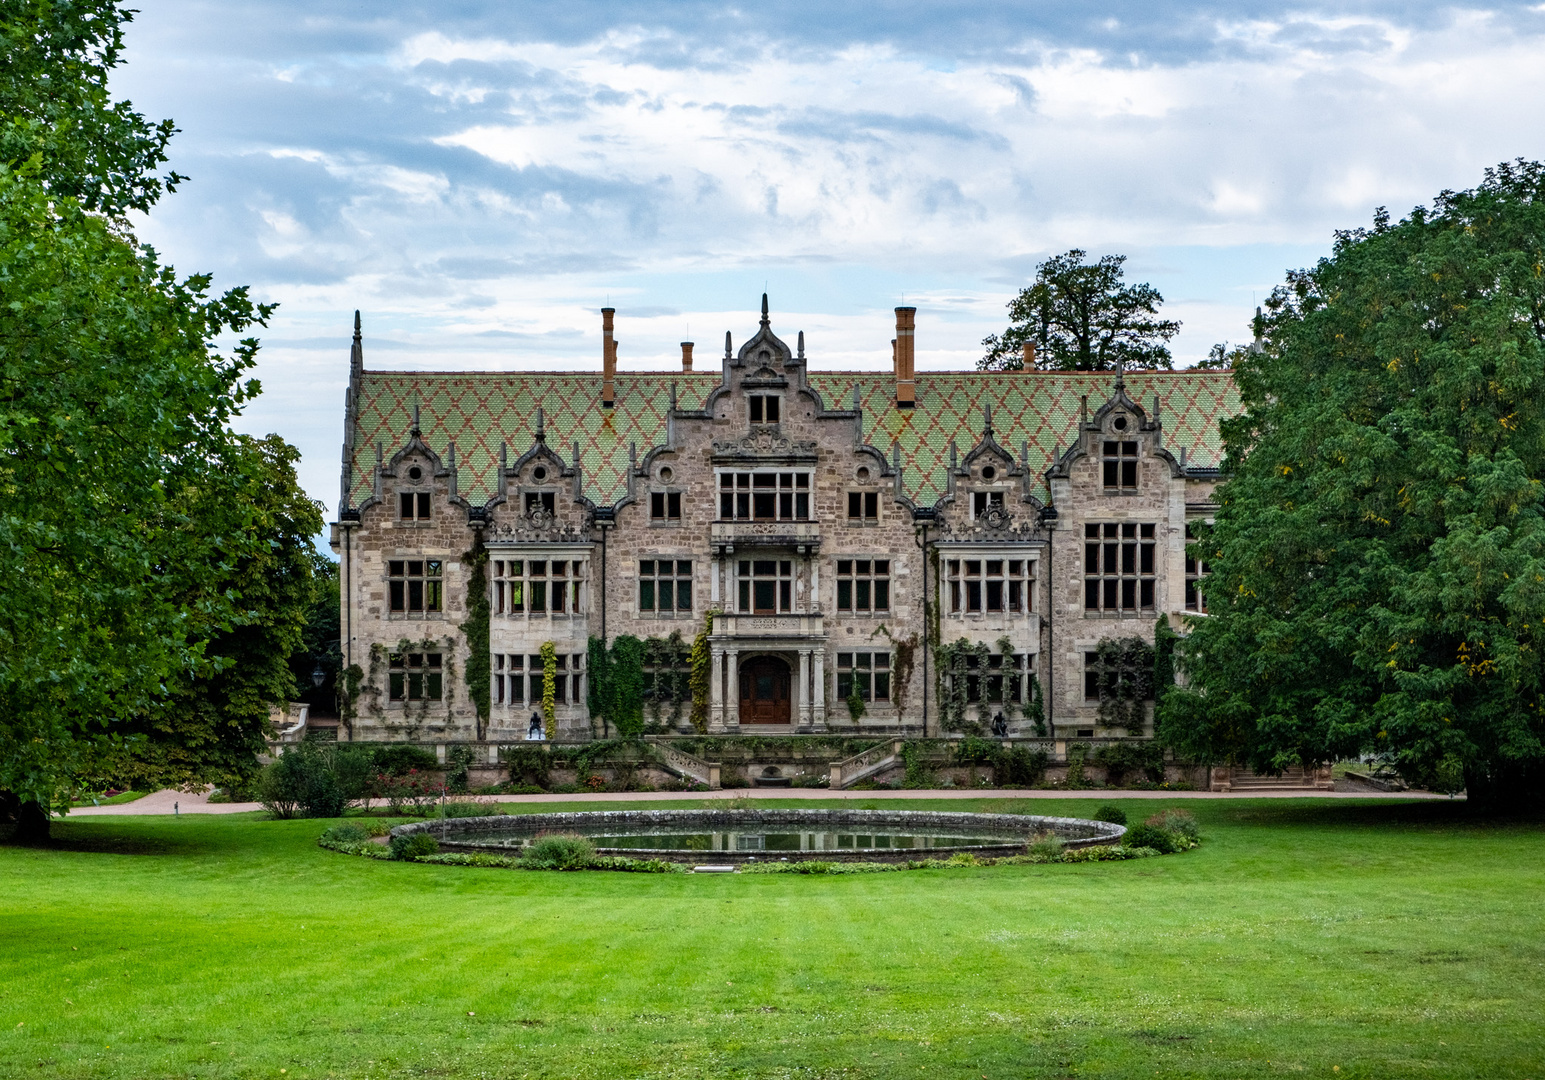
xmin=114 ymin=1 xmax=1545 ymax=517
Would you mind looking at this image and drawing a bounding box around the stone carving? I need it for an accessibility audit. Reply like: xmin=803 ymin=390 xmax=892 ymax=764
xmin=711 ymin=430 xmax=818 ymax=462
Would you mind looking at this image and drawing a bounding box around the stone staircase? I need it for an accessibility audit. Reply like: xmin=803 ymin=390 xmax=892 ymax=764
xmin=1211 ymin=765 xmax=1333 ymax=792
xmin=651 ymin=743 xmax=720 ymax=789
xmin=829 ymin=740 xmax=903 ymax=789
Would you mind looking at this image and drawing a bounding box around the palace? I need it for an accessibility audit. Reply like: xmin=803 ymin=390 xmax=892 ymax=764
xmin=330 ymin=297 xmax=1236 ymax=744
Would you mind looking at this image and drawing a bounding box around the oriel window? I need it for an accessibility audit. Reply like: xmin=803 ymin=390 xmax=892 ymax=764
xmin=1084 ymin=522 xmax=1156 ymax=612
xmin=946 ymin=559 xmax=1030 ymax=614
xmin=836 ymin=559 xmax=890 ymax=614
xmin=388 ymin=559 xmax=443 ymax=614
xmin=491 ymin=558 xmax=583 ymax=616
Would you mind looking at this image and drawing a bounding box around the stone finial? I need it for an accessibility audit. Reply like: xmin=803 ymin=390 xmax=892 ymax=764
xmin=411 ymin=402 xmax=420 ymax=436
xmin=669 ymin=381 xmax=678 ymax=409
xmin=724 ymin=330 xmax=732 ymax=360
xmin=983 ymin=402 xmax=993 ymax=436
xmin=797 ymin=330 xmax=805 ymax=359
xmin=1154 ymin=395 xmax=1161 ymax=425
xmin=352 ymin=309 xmax=361 ymax=342
xmin=760 ymin=292 xmax=770 ymax=327
xmin=1080 ymin=395 xmax=1089 ymax=423
xmin=535 ymin=405 xmax=545 ymax=442
xmin=1114 ymin=356 xmax=1126 ymax=392
xmin=949 ymin=440 xmax=958 ymax=469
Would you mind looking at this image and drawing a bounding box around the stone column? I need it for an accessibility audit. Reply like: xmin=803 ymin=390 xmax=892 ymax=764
xmin=798 ymin=648 xmax=813 ymax=729
xmin=711 ymin=553 xmax=720 ymax=604
xmin=708 ymin=646 xmax=726 ymax=733
xmin=812 ymin=648 xmax=827 ymax=730
xmin=726 ymin=648 xmax=741 ymax=731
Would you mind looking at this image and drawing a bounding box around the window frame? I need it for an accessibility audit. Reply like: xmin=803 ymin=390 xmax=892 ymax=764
xmin=736 ymin=558 xmax=793 ymax=614
xmin=846 ymin=491 xmax=879 ymax=522
xmin=650 ymin=490 xmax=683 ymax=523
xmin=490 ymin=556 xmax=585 ymax=618
xmin=389 ymin=651 xmax=443 ymax=701
xmin=638 ymin=558 xmax=694 ymax=615
xmin=388 ymin=558 xmax=444 ymax=615
xmin=398 ymin=491 xmax=432 ymax=521
xmin=748 ymin=394 xmax=781 ymax=424
xmin=836 ymin=651 xmax=892 ymax=703
xmin=945 ymin=556 xmax=1033 ymax=616
xmin=1101 ymin=440 xmax=1140 ymax=492
xmin=717 ymin=471 xmax=811 ymax=522
xmin=1083 ymin=522 xmax=1157 ymax=614
xmin=835 ymin=558 xmax=891 ymax=615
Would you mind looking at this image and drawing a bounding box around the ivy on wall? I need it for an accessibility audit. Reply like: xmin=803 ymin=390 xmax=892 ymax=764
xmin=1153 ymin=615 xmax=1180 ymax=708
xmin=688 ymin=611 xmax=714 ymax=734
xmin=459 ymin=541 xmax=490 ymax=739
xmin=587 ymin=628 xmax=699 ymax=737
xmin=1024 ymin=673 xmax=1046 ymax=736
xmin=1089 ymin=636 xmax=1155 ymax=733
xmin=936 ymin=637 xmax=992 ymax=735
xmin=540 ymin=640 xmax=557 ymax=740
xmin=642 ymin=631 xmax=691 ymax=727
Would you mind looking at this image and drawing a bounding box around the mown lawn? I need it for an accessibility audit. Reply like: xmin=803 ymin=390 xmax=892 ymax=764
xmin=2 ymin=797 xmax=1541 ymax=1079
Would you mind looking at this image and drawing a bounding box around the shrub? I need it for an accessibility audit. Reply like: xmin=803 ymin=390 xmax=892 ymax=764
xmin=1093 ymin=805 xmax=1128 ymax=825
xmin=1122 ymin=823 xmax=1180 ymax=854
xmin=521 ymin=831 xmax=597 ymax=870
xmin=259 ymin=745 xmax=346 ymax=818
xmin=389 ymin=832 xmax=440 ymax=860
xmin=373 ymin=744 xmax=439 ymax=776
xmin=1028 ymin=832 xmax=1065 ymax=860
xmin=328 ymin=744 xmax=377 ymax=805
xmin=320 ymin=823 xmax=370 ymax=844
xmin=1145 ymin=808 xmax=1200 ymax=843
xmin=1093 ymin=741 xmax=1166 ymax=786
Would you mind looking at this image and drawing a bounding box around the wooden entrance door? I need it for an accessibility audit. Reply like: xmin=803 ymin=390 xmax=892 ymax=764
xmin=739 ymin=656 xmax=791 ymax=725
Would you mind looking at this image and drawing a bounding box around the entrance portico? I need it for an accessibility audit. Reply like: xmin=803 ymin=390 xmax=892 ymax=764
xmin=707 ymin=613 xmax=827 ymax=733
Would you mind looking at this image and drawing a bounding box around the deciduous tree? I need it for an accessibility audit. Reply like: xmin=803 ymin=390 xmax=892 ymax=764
xmin=1160 ymin=162 xmax=1545 ymax=805
xmin=979 ymin=250 xmax=1180 ymax=371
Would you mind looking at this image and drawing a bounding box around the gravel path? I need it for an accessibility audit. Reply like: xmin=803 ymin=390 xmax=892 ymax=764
xmin=68 ymin=784 xmax=1457 ymax=816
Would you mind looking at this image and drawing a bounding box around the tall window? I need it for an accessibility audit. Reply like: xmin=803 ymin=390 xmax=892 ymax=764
xmin=492 ymin=652 xmax=585 ymax=706
xmin=491 ymin=559 xmax=583 ymax=616
xmin=389 ymin=560 xmax=442 ymax=614
xmin=1084 ymin=523 xmax=1156 ymax=612
xmin=1102 ymin=441 xmax=1139 ymax=491
xmin=639 ymin=560 xmax=692 ymax=614
xmin=836 ymin=559 xmax=890 ymax=613
xmin=389 ymin=651 xmax=442 ymax=701
xmin=719 ymin=472 xmax=810 ymax=521
xmin=1185 ymin=523 xmax=1208 ymax=613
xmin=399 ymin=492 xmax=431 ymax=520
xmin=947 ymin=559 xmax=1031 ymax=614
xmin=650 ymin=491 xmax=682 ymax=522
xmin=847 ymin=492 xmax=878 ymax=521
xmin=749 ymin=395 xmax=780 ymax=423
xmin=737 ymin=559 xmax=792 ymax=614
xmin=837 ymin=652 xmax=890 ymax=703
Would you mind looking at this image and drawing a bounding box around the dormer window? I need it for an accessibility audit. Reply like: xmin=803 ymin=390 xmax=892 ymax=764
xmin=749 ymin=395 xmax=780 ymax=424
xmin=1102 ymin=441 xmax=1138 ymax=491
xmin=399 ymin=492 xmax=431 ymax=520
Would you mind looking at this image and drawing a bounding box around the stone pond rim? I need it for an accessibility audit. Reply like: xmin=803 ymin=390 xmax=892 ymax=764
xmin=390 ymin=808 xmax=1126 ymax=864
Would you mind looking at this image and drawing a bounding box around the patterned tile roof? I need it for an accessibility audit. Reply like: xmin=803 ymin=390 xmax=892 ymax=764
xmin=345 ymin=367 xmax=1238 ymax=510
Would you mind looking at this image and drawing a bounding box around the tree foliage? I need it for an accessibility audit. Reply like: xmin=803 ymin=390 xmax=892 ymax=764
xmin=979 ymin=250 xmax=1180 ymax=371
xmin=0 ymin=1 xmax=316 ymax=833
xmin=1159 ymin=161 xmax=1545 ymax=805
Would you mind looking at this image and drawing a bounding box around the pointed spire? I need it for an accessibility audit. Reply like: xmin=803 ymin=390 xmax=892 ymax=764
xmin=760 ymin=292 xmax=770 ymax=327
xmin=1021 ymin=440 xmax=1030 ymax=467
xmin=1250 ymin=305 xmax=1265 ymax=354
xmin=724 ymin=330 xmax=732 ymax=360
xmin=669 ymin=381 xmax=678 ymax=410
xmin=797 ymin=330 xmax=805 ymax=360
xmin=535 ymin=405 xmax=545 ymax=442
xmin=353 ymin=309 xmax=361 ymax=341
xmin=983 ymin=402 xmax=993 ymax=437
xmin=949 ymin=440 xmax=958 ymax=469
xmin=1114 ymin=356 xmax=1126 ymax=393
xmin=852 ymin=385 xmax=861 ymax=410
xmin=411 ymin=402 xmax=420 ymax=436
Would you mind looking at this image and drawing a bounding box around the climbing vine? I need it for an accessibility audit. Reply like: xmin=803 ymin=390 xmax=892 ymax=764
xmin=936 ymin=637 xmax=992 ymax=734
xmin=339 ymin=662 xmax=365 ymax=738
xmin=1153 ymin=615 xmax=1180 ymax=708
xmin=642 ymin=630 xmax=691 ymax=727
xmin=1089 ymin=636 xmax=1155 ymax=733
xmin=688 ymin=611 xmax=714 ymax=733
xmin=1024 ymin=672 xmax=1046 ymax=736
xmin=540 ymin=641 xmax=557 ymax=740
xmin=459 ymin=540 xmax=490 ymax=738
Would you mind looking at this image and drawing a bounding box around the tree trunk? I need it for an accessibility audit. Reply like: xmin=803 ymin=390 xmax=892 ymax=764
xmin=14 ymin=800 xmax=50 ymax=844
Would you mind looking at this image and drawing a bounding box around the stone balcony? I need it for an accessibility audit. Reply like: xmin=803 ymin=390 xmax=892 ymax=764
xmin=710 ymin=520 xmax=821 ymax=555
xmin=712 ymin=611 xmax=825 ymax=641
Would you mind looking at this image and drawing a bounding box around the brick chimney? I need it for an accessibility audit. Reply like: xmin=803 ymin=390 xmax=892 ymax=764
xmin=601 ymin=308 xmax=616 ymax=407
xmin=894 ymin=307 xmax=916 ymax=409
xmin=680 ymin=341 xmax=694 ymax=372
xmin=1022 ymin=341 xmax=1037 ymax=368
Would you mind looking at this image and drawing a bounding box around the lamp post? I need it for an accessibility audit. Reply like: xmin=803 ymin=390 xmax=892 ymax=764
xmin=311 ymin=663 xmax=326 ymax=689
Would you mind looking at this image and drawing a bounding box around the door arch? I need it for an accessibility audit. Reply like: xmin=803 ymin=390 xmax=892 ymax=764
xmin=739 ymin=656 xmax=791 ymax=726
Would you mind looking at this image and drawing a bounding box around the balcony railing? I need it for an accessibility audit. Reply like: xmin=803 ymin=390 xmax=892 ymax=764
xmin=710 ymin=520 xmax=821 ymax=554
xmin=712 ymin=611 xmax=825 ymax=638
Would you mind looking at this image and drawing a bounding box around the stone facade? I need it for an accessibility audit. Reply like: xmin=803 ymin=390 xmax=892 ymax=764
xmin=330 ymin=298 xmax=1235 ymax=743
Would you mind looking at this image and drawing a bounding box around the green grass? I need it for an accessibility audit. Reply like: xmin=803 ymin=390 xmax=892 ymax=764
xmin=3 ymin=797 xmax=1542 ymax=1079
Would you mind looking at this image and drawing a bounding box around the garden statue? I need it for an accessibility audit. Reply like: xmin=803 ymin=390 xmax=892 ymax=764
xmin=528 ymin=713 xmax=545 ymax=741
